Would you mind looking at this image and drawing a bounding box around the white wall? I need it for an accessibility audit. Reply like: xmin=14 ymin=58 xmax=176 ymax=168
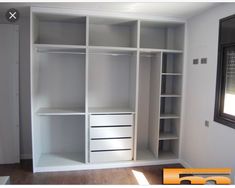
xmin=0 ymin=8 xmax=32 ymax=159
xmin=181 ymin=3 xmax=235 ymax=181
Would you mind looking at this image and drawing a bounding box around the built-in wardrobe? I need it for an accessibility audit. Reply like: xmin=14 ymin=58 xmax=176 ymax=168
xmin=30 ymin=7 xmax=185 ymax=172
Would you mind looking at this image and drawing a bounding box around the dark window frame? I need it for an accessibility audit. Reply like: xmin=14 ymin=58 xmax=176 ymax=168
xmin=214 ymin=14 xmax=235 ymax=129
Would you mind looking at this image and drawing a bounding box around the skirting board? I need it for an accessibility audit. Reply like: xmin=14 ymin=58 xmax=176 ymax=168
xmin=34 ymin=159 xmax=181 ymax=173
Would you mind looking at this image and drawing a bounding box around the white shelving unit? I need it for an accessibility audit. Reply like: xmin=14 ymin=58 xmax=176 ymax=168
xmin=157 ymin=52 xmax=183 ymax=159
xmin=30 ymin=7 xmax=185 ymax=172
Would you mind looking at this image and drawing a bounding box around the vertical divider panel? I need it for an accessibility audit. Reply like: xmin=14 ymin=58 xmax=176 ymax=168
xmin=133 ymin=20 xmax=140 ymax=161
xmin=148 ymin=52 xmax=162 ymax=158
xmin=85 ymin=16 xmax=89 ymax=163
xmin=178 ymin=24 xmax=186 ymax=159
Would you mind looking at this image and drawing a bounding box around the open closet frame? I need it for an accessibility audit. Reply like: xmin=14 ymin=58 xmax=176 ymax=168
xmin=30 ymin=7 xmax=185 ymax=172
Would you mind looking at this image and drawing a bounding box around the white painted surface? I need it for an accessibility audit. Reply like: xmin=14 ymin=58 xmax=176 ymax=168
xmin=90 ymin=139 xmax=132 ymax=151
xmin=90 ymin=127 xmax=133 ymax=139
xmin=90 ymin=114 xmax=133 ymax=126
xmin=181 ymin=3 xmax=235 ymax=183
xmin=90 ymin=150 xmax=132 ymax=163
xmin=0 ymin=24 xmax=19 ymax=164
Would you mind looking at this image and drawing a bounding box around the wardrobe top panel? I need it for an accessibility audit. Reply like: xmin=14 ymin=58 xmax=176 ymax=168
xmin=140 ymin=20 xmax=184 ymax=28
xmin=89 ymin=16 xmax=137 ymax=25
xmin=34 ymin=13 xmax=86 ymax=23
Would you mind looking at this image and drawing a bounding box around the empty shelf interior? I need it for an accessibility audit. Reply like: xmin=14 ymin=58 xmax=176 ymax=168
xmin=89 ymin=17 xmax=138 ymax=48
xmin=140 ymin=21 xmax=184 ymax=50
xmin=37 ymin=152 xmax=85 ymax=168
xmin=158 ymin=140 xmax=179 ymax=159
xmin=33 ymin=14 xmax=86 ymax=45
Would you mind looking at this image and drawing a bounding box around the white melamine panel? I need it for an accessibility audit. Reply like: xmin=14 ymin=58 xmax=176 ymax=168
xmin=89 ymin=107 xmax=134 ymax=114
xmin=90 ymin=114 xmax=133 ymax=126
xmin=90 ymin=150 xmax=132 ymax=163
xmin=88 ymin=51 xmax=137 ymax=110
xmin=37 ymin=152 xmax=85 ymax=167
xmin=39 ymin=116 xmax=85 ymax=154
xmin=89 ymin=17 xmax=138 ymax=47
xmin=90 ymin=139 xmax=132 ymax=151
xmin=140 ymin=26 xmax=166 ymax=49
xmin=90 ymin=127 xmax=133 ymax=139
xmin=37 ymin=107 xmax=85 ymax=116
xmin=34 ymin=50 xmax=85 ymax=110
xmin=34 ymin=14 xmax=86 ymax=45
xmin=137 ymin=52 xmax=161 ymax=158
xmin=140 ymin=21 xmax=184 ymax=50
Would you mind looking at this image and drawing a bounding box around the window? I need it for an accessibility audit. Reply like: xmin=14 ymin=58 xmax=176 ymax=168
xmin=214 ymin=14 xmax=235 ymax=129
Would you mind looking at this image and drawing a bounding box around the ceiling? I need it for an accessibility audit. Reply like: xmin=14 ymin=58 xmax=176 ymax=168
xmin=0 ymin=2 xmax=220 ymax=19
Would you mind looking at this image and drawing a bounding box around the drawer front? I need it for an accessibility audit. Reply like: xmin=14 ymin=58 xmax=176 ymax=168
xmin=90 ymin=127 xmax=132 ymax=139
xmin=90 ymin=114 xmax=133 ymax=127
xmin=90 ymin=138 xmax=132 ymax=151
xmin=90 ymin=150 xmax=132 ymax=163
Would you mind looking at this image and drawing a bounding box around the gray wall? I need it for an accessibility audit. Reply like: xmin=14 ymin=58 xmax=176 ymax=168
xmin=0 ymin=7 xmax=32 ymax=159
xmin=182 ymin=3 xmax=235 ymax=182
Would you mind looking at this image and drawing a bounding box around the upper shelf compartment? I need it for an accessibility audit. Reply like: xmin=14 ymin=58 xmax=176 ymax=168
xmin=32 ymin=13 xmax=86 ymax=45
xmin=140 ymin=21 xmax=185 ymax=50
xmin=89 ymin=17 xmax=138 ymax=48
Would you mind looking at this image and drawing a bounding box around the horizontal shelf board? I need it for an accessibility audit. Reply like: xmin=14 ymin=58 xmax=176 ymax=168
xmin=161 ymin=73 xmax=183 ymax=76
xmin=160 ymin=114 xmax=180 ymax=119
xmin=37 ymin=107 xmax=85 ymax=116
xmin=37 ymin=152 xmax=85 ymax=168
xmin=89 ymin=107 xmax=135 ymax=114
xmin=34 ymin=44 xmax=86 ymax=50
xmin=161 ymin=94 xmax=181 ymax=97
xmin=89 ymin=46 xmax=137 ymax=53
xmin=140 ymin=48 xmax=183 ymax=54
xmin=158 ymin=151 xmax=178 ymax=160
xmin=159 ymin=133 xmax=179 ymax=140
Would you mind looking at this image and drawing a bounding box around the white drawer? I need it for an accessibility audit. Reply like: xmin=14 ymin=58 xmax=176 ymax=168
xmin=90 ymin=114 xmax=133 ymax=127
xmin=90 ymin=150 xmax=132 ymax=163
xmin=90 ymin=127 xmax=133 ymax=139
xmin=90 ymin=138 xmax=132 ymax=151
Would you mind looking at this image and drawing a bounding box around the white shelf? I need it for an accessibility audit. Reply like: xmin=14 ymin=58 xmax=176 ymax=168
xmin=89 ymin=46 xmax=137 ymax=53
xmin=37 ymin=152 xmax=85 ymax=168
xmin=161 ymin=94 xmax=181 ymax=97
xmin=158 ymin=151 xmax=178 ymax=160
xmin=140 ymin=48 xmax=183 ymax=54
xmin=159 ymin=133 xmax=179 ymax=140
xmin=160 ymin=114 xmax=180 ymax=119
xmin=34 ymin=44 xmax=86 ymax=50
xmin=37 ymin=107 xmax=85 ymax=116
xmin=161 ymin=73 xmax=182 ymax=76
xmin=89 ymin=107 xmax=135 ymax=114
